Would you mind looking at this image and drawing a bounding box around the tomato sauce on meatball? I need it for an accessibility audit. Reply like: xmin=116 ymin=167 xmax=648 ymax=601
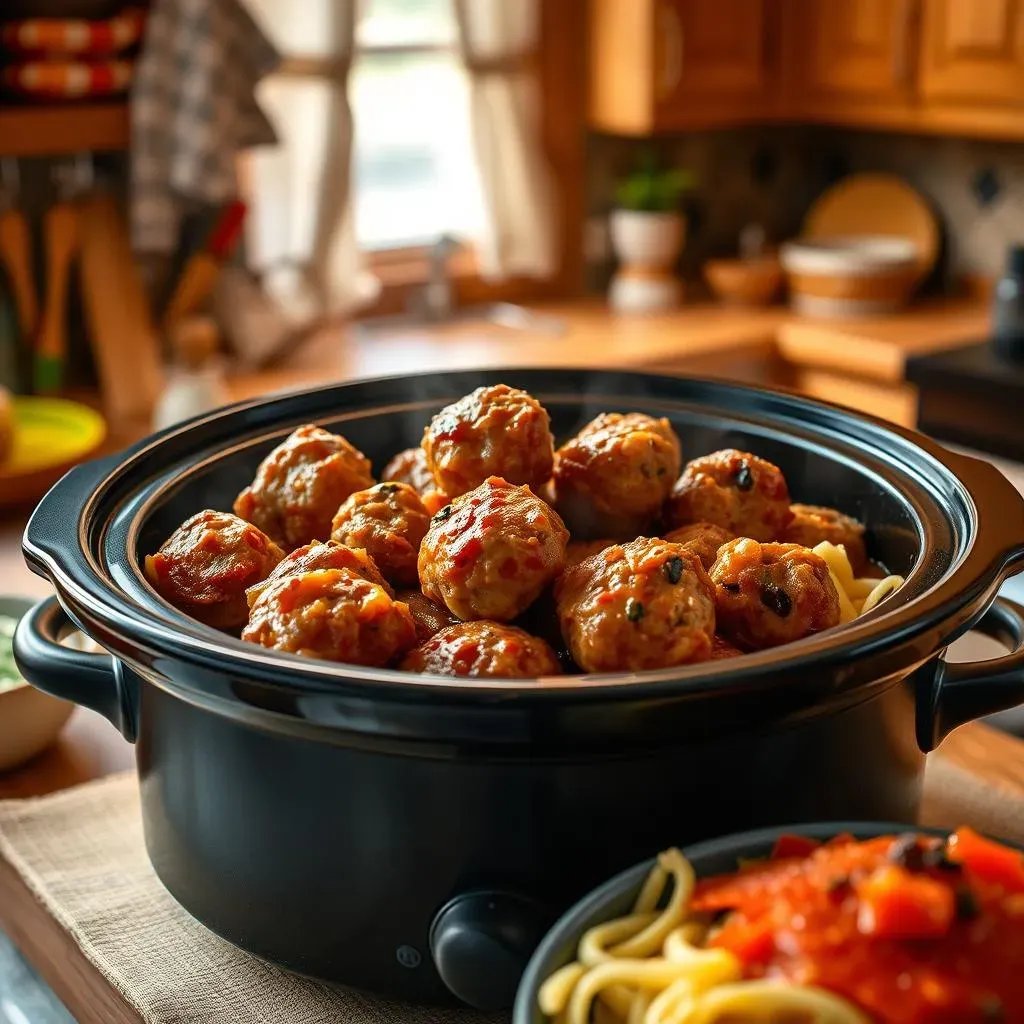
xmin=145 ymin=510 xmax=284 ymax=630
xmin=233 ymin=424 xmax=373 ymax=550
xmin=784 ymin=503 xmax=868 ymax=575
xmin=418 ymin=476 xmax=568 ymax=622
xmin=710 ymin=634 xmax=744 ymax=660
xmin=663 ymin=521 xmax=735 ymax=571
xmin=381 ymin=446 xmax=435 ymax=495
xmin=553 ymin=412 xmax=681 ymax=540
xmin=330 ymin=482 xmax=431 ymax=588
xmin=665 ymin=448 xmax=792 ymax=541
xmin=400 ymin=621 xmax=561 ymax=678
xmin=555 ymin=537 xmax=715 ymax=673
xmin=710 ymin=538 xmax=841 ymax=650
xmin=396 ymin=589 xmax=459 ymax=645
xmin=247 ymin=539 xmax=391 ymax=606
xmin=422 ymin=384 xmax=554 ymax=498
xmin=242 ymin=567 xmax=415 ymax=665
xmin=565 ymin=538 xmax=616 ymax=567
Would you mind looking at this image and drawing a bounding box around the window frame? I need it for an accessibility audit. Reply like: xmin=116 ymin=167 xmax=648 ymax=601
xmin=243 ymin=0 xmax=586 ymax=318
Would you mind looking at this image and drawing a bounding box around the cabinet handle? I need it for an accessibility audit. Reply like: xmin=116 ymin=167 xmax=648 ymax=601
xmin=656 ymin=3 xmax=683 ymax=100
xmin=892 ymin=0 xmax=920 ymax=88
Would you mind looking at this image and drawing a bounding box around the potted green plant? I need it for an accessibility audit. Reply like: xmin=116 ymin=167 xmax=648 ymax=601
xmin=609 ymin=157 xmax=695 ymax=312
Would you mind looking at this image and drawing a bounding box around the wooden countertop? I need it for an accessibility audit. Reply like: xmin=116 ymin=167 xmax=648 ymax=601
xmin=218 ymin=297 xmax=990 ymax=406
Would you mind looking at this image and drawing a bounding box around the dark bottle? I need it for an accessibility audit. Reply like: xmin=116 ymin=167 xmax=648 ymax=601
xmin=992 ymin=245 xmax=1024 ymax=362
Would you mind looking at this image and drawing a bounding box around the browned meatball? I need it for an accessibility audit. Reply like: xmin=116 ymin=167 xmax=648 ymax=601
xmin=422 ymin=384 xmax=554 ymax=498
xmin=783 ymin=503 xmax=868 ymax=575
xmin=400 ymin=621 xmax=561 ymax=678
xmin=422 ymin=489 xmax=451 ymax=517
xmin=565 ymin=538 xmax=616 ymax=567
xmin=663 ymin=521 xmax=735 ymax=571
xmin=396 ymin=589 xmax=459 ymax=645
xmin=555 ymin=537 xmax=715 ymax=673
xmin=418 ymin=476 xmax=568 ymax=622
xmin=553 ymin=412 xmax=681 ymax=539
xmin=665 ymin=449 xmax=792 ymax=541
xmin=381 ymin=446 xmax=435 ymax=495
xmin=242 ymin=567 xmax=416 ymax=665
xmin=710 ymin=538 xmax=841 ymax=650
xmin=233 ymin=425 xmax=373 ymax=550
xmin=710 ymin=634 xmax=744 ymax=660
xmin=330 ymin=482 xmax=431 ymax=588
xmin=247 ymin=539 xmax=392 ymax=606
xmin=145 ymin=510 xmax=284 ymax=630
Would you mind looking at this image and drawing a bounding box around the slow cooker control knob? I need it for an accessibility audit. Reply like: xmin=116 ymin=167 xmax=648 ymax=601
xmin=429 ymin=891 xmax=547 ymax=1011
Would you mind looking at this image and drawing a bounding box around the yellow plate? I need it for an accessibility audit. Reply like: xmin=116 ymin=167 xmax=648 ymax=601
xmin=0 ymin=397 xmax=107 ymax=508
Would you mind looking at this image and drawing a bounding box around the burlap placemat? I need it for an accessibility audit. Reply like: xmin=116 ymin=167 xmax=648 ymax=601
xmin=0 ymin=756 xmax=1022 ymax=1024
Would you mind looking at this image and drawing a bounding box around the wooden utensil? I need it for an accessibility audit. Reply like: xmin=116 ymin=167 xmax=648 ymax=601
xmin=34 ymin=198 xmax=78 ymax=393
xmin=0 ymin=205 xmax=36 ymax=341
xmin=162 ymin=201 xmax=247 ymax=331
xmin=78 ymin=191 xmax=164 ymax=423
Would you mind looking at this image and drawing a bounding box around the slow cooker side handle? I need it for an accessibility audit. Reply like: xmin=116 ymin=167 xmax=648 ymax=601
xmin=922 ymin=597 xmax=1024 ymax=751
xmin=13 ymin=597 xmax=137 ymax=743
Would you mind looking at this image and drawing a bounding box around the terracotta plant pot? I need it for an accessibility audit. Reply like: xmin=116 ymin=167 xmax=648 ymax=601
xmin=608 ymin=210 xmax=685 ymax=313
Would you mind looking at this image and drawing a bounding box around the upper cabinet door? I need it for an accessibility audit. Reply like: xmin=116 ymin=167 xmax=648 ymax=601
xmin=919 ymin=0 xmax=1024 ymax=105
xmin=653 ymin=0 xmax=769 ymax=109
xmin=589 ymin=0 xmax=773 ymax=134
xmin=795 ymin=0 xmax=917 ymax=102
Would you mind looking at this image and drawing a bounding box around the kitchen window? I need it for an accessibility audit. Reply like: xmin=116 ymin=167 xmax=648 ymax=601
xmin=244 ymin=0 xmax=583 ymax=318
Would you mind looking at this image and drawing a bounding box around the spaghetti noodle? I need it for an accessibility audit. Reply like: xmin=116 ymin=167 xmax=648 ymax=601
xmin=812 ymin=541 xmax=904 ymax=623
xmin=538 ymin=848 xmax=868 ymax=1024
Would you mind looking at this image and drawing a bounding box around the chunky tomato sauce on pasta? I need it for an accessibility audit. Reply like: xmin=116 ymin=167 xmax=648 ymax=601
xmin=692 ymin=829 xmax=1024 ymax=1023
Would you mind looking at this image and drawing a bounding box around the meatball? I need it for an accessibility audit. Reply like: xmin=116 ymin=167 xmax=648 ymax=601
xmin=381 ymin=446 xmax=435 ymax=495
xmin=783 ymin=503 xmax=868 ymax=575
xmin=418 ymin=476 xmax=568 ymax=622
xmin=555 ymin=537 xmax=715 ymax=673
xmin=145 ymin=510 xmax=284 ymax=630
xmin=247 ymin=539 xmax=392 ymax=606
xmin=242 ymin=567 xmax=415 ymax=665
xmin=400 ymin=621 xmax=561 ymax=678
xmin=665 ymin=449 xmax=792 ymax=541
xmin=330 ymin=482 xmax=431 ymax=588
xmin=233 ymin=424 xmax=373 ymax=549
xmin=710 ymin=634 xmax=744 ymax=660
xmin=710 ymin=538 xmax=841 ymax=650
xmin=397 ymin=589 xmax=459 ymax=645
xmin=422 ymin=384 xmax=554 ymax=498
xmin=565 ymin=538 xmax=616 ymax=567
xmin=663 ymin=521 xmax=735 ymax=571
xmin=553 ymin=412 xmax=681 ymax=539
xmin=422 ymin=489 xmax=451 ymax=517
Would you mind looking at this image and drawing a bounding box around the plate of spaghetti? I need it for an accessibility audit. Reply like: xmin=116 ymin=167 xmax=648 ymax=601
xmin=515 ymin=823 xmax=1024 ymax=1024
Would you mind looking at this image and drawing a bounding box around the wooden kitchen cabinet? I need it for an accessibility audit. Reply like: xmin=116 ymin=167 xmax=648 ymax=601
xmin=917 ymin=0 xmax=1024 ymax=131
xmin=784 ymin=0 xmax=918 ymax=122
xmin=589 ymin=0 xmax=774 ymax=134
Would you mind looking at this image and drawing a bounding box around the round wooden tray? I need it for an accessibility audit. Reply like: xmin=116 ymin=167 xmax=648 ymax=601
xmin=803 ymin=173 xmax=940 ymax=282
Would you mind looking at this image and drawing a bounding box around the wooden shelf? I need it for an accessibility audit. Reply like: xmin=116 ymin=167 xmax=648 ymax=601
xmin=0 ymin=102 xmax=129 ymax=157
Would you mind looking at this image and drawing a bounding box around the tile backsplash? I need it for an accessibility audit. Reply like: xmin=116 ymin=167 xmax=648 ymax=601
xmin=588 ymin=126 xmax=1024 ymax=290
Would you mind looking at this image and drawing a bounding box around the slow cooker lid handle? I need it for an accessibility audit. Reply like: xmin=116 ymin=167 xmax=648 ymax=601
xmin=922 ymin=597 xmax=1024 ymax=751
xmin=429 ymin=890 xmax=549 ymax=1012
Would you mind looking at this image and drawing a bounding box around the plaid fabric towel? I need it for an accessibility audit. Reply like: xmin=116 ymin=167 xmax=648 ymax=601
xmin=130 ymin=0 xmax=280 ymax=255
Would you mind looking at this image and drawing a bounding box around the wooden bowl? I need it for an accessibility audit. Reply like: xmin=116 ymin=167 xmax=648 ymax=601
xmin=703 ymin=256 xmax=783 ymax=307
xmin=780 ymin=236 xmax=919 ymax=318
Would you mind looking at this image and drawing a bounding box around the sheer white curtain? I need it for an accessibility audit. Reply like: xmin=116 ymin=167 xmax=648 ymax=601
xmin=453 ymin=0 xmax=557 ymax=280
xmin=242 ymin=0 xmax=377 ymax=322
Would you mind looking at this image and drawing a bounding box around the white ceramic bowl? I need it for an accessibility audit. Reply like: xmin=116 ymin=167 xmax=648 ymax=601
xmin=780 ymin=235 xmax=921 ymax=318
xmin=0 ymin=596 xmax=74 ymax=772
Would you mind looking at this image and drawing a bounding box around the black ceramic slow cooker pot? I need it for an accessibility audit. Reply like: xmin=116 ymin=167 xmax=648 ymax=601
xmin=13 ymin=369 xmax=1024 ymax=1011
